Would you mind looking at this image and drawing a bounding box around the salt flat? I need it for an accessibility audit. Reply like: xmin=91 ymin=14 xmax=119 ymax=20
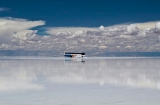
xmin=0 ymin=57 xmax=160 ymax=105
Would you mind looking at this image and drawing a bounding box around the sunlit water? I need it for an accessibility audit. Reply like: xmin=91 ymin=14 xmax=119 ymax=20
xmin=0 ymin=57 xmax=160 ymax=105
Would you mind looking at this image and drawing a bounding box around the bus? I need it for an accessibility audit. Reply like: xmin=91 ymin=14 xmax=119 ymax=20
xmin=64 ymin=52 xmax=85 ymax=58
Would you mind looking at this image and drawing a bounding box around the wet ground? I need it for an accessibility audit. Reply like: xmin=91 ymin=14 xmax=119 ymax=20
xmin=0 ymin=57 xmax=160 ymax=105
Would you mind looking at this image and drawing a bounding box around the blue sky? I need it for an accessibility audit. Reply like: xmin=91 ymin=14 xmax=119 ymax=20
xmin=0 ymin=1 xmax=160 ymax=55
xmin=0 ymin=0 xmax=160 ymax=27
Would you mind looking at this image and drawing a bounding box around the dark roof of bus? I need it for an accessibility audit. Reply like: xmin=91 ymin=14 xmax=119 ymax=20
xmin=65 ymin=52 xmax=85 ymax=54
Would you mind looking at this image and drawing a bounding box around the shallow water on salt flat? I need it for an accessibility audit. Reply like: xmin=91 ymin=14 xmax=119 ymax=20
xmin=0 ymin=57 xmax=160 ymax=105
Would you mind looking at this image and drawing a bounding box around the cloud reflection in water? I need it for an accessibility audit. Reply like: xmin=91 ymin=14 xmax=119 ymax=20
xmin=0 ymin=57 xmax=160 ymax=93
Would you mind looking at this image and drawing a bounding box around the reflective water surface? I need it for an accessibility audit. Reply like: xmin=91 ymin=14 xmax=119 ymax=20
xmin=0 ymin=57 xmax=160 ymax=105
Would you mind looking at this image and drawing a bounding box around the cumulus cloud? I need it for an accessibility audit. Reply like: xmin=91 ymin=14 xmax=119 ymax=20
xmin=73 ymin=30 xmax=86 ymax=37
xmin=125 ymin=24 xmax=139 ymax=35
xmin=137 ymin=31 xmax=146 ymax=37
xmin=46 ymin=27 xmax=97 ymax=35
xmin=99 ymin=25 xmax=105 ymax=30
xmin=155 ymin=22 xmax=160 ymax=29
xmin=1 ymin=21 xmax=160 ymax=53
xmin=0 ymin=17 xmax=45 ymax=43
xmin=56 ymin=31 xmax=71 ymax=36
xmin=155 ymin=22 xmax=160 ymax=33
xmin=13 ymin=30 xmax=38 ymax=40
xmin=119 ymin=35 xmax=131 ymax=39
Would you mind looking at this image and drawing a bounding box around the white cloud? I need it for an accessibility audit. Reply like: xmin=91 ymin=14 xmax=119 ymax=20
xmin=119 ymin=35 xmax=131 ymax=39
xmin=13 ymin=30 xmax=38 ymax=40
xmin=0 ymin=7 xmax=10 ymax=12
xmin=73 ymin=30 xmax=85 ymax=36
xmin=153 ymin=22 xmax=160 ymax=33
xmin=1 ymin=21 xmax=160 ymax=52
xmin=155 ymin=22 xmax=160 ymax=29
xmin=137 ymin=31 xmax=146 ymax=37
xmin=47 ymin=22 xmax=158 ymax=36
xmin=125 ymin=24 xmax=139 ymax=35
xmin=155 ymin=22 xmax=160 ymax=32
xmin=56 ymin=31 xmax=71 ymax=36
xmin=46 ymin=27 xmax=97 ymax=35
xmin=108 ymin=27 xmax=117 ymax=31
xmin=136 ymin=21 xmax=158 ymax=30
xmin=144 ymin=27 xmax=151 ymax=32
xmin=0 ymin=17 xmax=45 ymax=43
xmin=99 ymin=25 xmax=105 ymax=30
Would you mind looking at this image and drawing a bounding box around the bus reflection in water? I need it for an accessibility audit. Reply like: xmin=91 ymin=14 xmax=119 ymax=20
xmin=64 ymin=58 xmax=85 ymax=63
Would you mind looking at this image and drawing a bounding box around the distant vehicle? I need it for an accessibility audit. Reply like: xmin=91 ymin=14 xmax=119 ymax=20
xmin=64 ymin=52 xmax=85 ymax=58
